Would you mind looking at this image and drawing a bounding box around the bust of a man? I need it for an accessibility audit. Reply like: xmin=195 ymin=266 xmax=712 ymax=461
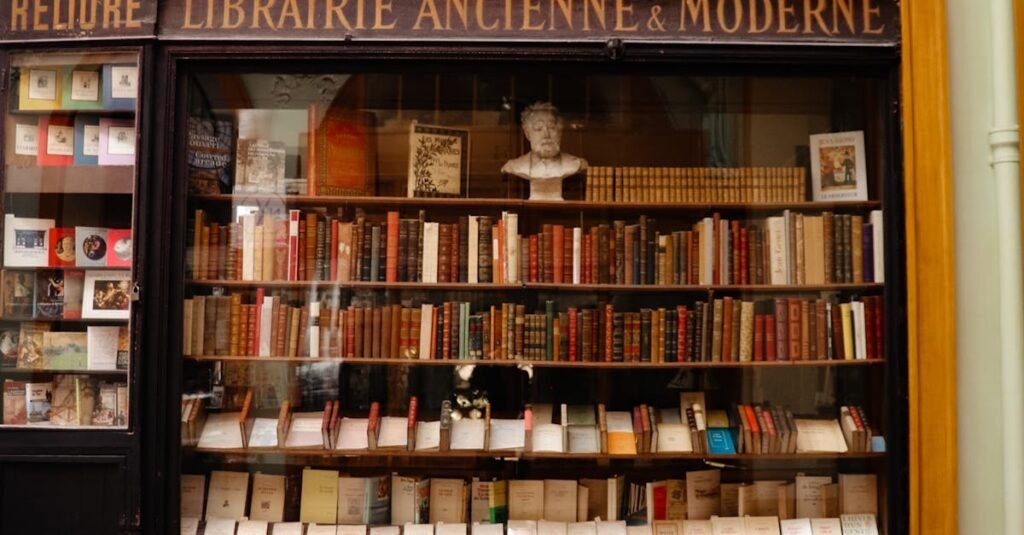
xmin=501 ymin=102 xmax=587 ymax=201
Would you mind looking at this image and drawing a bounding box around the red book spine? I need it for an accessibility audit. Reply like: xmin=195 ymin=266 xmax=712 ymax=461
xmin=442 ymin=302 xmax=452 ymax=360
xmin=407 ymin=396 xmax=418 ymax=429
xmin=553 ymin=225 xmax=565 ymax=284
xmin=739 ymin=227 xmax=749 ymax=285
xmin=568 ymin=307 xmax=578 ymax=362
xmin=753 ymin=314 xmax=764 ymax=361
xmin=582 ymin=235 xmax=591 ymax=284
xmin=788 ymin=298 xmax=802 ymax=360
xmin=604 ymin=304 xmax=614 ymax=362
xmin=774 ymin=298 xmax=788 ymax=360
xmin=529 ymin=234 xmax=539 ymax=283
xmin=743 ymin=405 xmax=761 ymax=434
xmin=712 ymin=213 xmax=721 ymax=284
xmin=730 ymin=220 xmax=740 ymax=284
xmin=246 ymin=305 xmax=256 ymax=356
xmin=765 ymin=314 xmax=776 ymax=361
xmin=451 ymin=223 xmax=461 ymax=284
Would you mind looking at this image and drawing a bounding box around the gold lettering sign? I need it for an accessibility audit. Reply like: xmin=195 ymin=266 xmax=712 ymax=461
xmin=2 ymin=0 xmax=153 ymax=38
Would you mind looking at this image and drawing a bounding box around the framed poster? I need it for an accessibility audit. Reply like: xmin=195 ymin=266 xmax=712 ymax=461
xmin=809 ymin=130 xmax=868 ymax=201
xmin=407 ymin=122 xmax=470 ymax=198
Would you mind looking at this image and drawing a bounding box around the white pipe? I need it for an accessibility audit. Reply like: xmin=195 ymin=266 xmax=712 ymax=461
xmin=990 ymin=0 xmax=1023 ymax=532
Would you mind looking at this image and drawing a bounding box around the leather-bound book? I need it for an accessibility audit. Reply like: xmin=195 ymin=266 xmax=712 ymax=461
xmin=676 ymin=306 xmax=687 ymax=362
xmin=773 ymin=298 xmax=788 ymax=360
xmin=389 ymin=213 xmax=402 ymax=283
xmin=314 ymin=218 xmax=327 ymax=281
xmin=228 ymin=293 xmax=242 ymax=356
xmin=379 ymin=305 xmax=392 ymax=360
xmin=787 ymin=298 xmax=801 ymax=360
xmin=822 ymin=212 xmax=834 ymax=284
xmin=450 ymin=223 xmax=461 ymax=285
xmin=851 ymin=215 xmax=864 ymax=283
xmin=391 ymin=305 xmax=401 ymax=359
xmin=638 ymin=308 xmax=651 ymax=362
xmin=594 ymin=224 xmax=607 ymax=285
xmin=359 ymin=220 xmax=371 ymax=282
xmin=477 ymin=216 xmax=492 ymax=283
xmin=441 ymin=302 xmax=452 ymax=360
xmin=451 ymin=302 xmax=461 ymax=360
xmin=540 ymin=224 xmax=553 ymax=284
xmin=458 ymin=216 xmax=469 ymax=283
xmin=307 ymin=105 xmax=374 ymax=197
xmin=417 ymin=210 xmax=426 ymax=282
xmin=369 ymin=307 xmax=381 ymax=359
xmin=354 ymin=307 xmax=366 ymax=359
xmin=684 ymin=306 xmax=695 ymax=362
xmin=514 ymin=304 xmax=526 ymax=359
xmin=552 ymin=225 xmax=565 ymax=284
xmin=580 ymin=309 xmax=593 ymax=362
xmin=581 ymin=233 xmax=592 ymax=284
xmin=437 ymin=224 xmax=452 ymax=284
xmin=409 ymin=308 xmax=422 ymax=359
xmin=692 ymin=301 xmax=705 ymax=362
xmin=520 ymin=236 xmax=530 ymax=284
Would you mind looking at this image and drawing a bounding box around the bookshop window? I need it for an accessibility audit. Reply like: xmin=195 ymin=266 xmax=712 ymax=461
xmin=180 ymin=67 xmax=894 ymax=535
xmin=1 ymin=50 xmax=140 ymax=429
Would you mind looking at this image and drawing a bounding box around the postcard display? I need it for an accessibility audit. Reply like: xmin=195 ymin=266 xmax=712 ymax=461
xmin=1 ymin=52 xmax=138 ymax=429
xmin=177 ymin=68 xmax=895 ymax=535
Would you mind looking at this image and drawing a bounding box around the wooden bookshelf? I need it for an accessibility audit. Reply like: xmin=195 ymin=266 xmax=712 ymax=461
xmin=5 ymin=166 xmax=135 ymax=195
xmin=184 ymin=355 xmax=884 ymax=368
xmin=184 ymin=446 xmax=885 ymax=462
xmin=191 ymin=193 xmax=882 ymax=213
xmin=186 ymin=279 xmax=884 ymax=292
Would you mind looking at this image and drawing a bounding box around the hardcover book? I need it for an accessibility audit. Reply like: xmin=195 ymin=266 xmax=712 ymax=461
xmin=75 ymin=227 xmax=109 ymax=267
xmin=73 ymin=115 xmax=101 ymax=166
xmin=102 ymin=64 xmax=138 ymax=110
xmin=4 ymin=215 xmax=54 ymax=267
xmin=106 ymin=229 xmax=132 ymax=267
xmin=2 ymin=270 xmax=35 ymax=317
xmin=37 ymin=115 xmax=75 ymax=166
xmin=234 ymin=138 xmax=287 ymax=193
xmin=49 ymin=374 xmax=94 ymax=425
xmin=18 ymin=67 xmax=61 ymax=110
xmin=62 ymin=66 xmax=103 ymax=110
xmin=98 ymin=118 xmax=135 ymax=166
xmin=49 ymin=227 xmax=76 ymax=267
xmin=307 ymin=105 xmax=375 ymax=196
xmin=86 ymin=326 xmax=120 ymax=370
xmin=0 ymin=329 xmax=19 ymax=368
xmin=26 ymin=381 xmax=52 ymax=424
xmin=41 ymin=331 xmax=88 ymax=370
xmin=34 ymin=270 xmax=65 ymax=319
xmin=407 ymin=122 xmax=470 ymax=198
xmin=810 ymin=131 xmax=868 ymax=201
xmin=2 ymin=380 xmax=27 ymax=424
xmin=206 ymin=470 xmax=250 ymax=520
xmin=17 ymin=323 xmax=50 ymax=370
xmin=187 ymin=116 xmax=234 ymax=194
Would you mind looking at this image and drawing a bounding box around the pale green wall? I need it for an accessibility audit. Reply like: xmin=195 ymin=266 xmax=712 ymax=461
xmin=947 ymin=0 xmax=1007 ymax=533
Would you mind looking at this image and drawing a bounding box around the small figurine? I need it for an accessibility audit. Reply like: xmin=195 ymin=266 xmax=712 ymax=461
xmin=501 ymin=102 xmax=587 ymax=201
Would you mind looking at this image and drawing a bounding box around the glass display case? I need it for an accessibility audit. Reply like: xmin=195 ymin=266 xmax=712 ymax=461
xmin=1 ymin=50 xmax=139 ymax=429
xmin=175 ymin=64 xmax=898 ymax=535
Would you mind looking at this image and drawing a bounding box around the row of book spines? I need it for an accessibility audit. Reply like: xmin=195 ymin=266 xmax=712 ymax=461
xmin=585 ymin=167 xmax=806 ymax=203
xmin=182 ymin=295 xmax=883 ymax=363
xmin=190 ymin=209 xmax=883 ymax=287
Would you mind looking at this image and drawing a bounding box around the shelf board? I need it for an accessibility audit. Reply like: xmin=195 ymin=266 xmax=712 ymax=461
xmin=3 ymin=266 xmax=130 ymax=272
xmin=185 ymin=446 xmax=884 ymax=461
xmin=0 ymin=424 xmax=126 ymax=430
xmin=184 ymin=355 xmax=883 ymax=368
xmin=0 ymin=367 xmax=127 ymax=375
xmin=5 ymin=165 xmax=134 ymax=194
xmin=0 ymin=316 xmax=129 ymax=324
xmin=187 ymin=280 xmax=883 ymax=292
xmin=191 ymin=193 xmax=881 ymax=212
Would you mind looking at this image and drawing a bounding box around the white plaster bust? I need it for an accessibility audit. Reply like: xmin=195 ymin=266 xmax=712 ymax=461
xmin=501 ymin=102 xmax=587 ymax=201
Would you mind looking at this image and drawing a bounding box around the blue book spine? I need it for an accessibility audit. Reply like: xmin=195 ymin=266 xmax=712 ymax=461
xmin=73 ymin=115 xmax=100 ymax=166
xmin=707 ymin=428 xmax=737 ymax=454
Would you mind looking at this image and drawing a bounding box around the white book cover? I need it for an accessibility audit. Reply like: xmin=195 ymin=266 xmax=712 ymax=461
xmin=681 ymin=520 xmax=712 ymax=535
xmin=595 ymin=521 xmax=627 ymax=535
xmin=451 ymin=418 xmax=486 ymax=450
xmin=809 ymin=131 xmax=868 ymax=202
xmin=270 ymin=523 xmax=306 ymax=535
xmin=180 ymin=517 xmax=199 ymax=535
xmin=391 ymin=476 xmax=419 ymax=525
xmin=702 ymin=218 xmax=714 ymax=285
xmin=655 ymin=423 xmax=693 ymax=453
xmin=473 ymin=524 xmax=505 ymax=535
xmin=468 ymin=216 xmax=479 ymax=283
xmin=437 ymin=524 xmax=468 ymax=535
xmin=709 ymin=516 xmax=746 ymax=535
xmin=778 ymin=519 xmax=812 ymax=535
xmin=284 ymin=412 xmax=324 ymax=448
xmin=766 ymin=217 xmax=787 ymax=285
xmin=258 ymin=296 xmax=275 ymax=356
xmin=794 ymin=419 xmax=848 ymax=453
xmin=838 ymin=514 xmax=877 ymax=535
xmin=338 ymin=526 xmax=366 ymax=535
xmin=336 ymin=417 xmax=370 ymax=450
xmin=794 ymin=476 xmax=832 ymax=519
xmin=492 ymin=236 xmax=500 ymax=283
xmin=488 ymin=418 xmax=525 ymax=450
xmin=405 ymin=524 xmax=434 ymax=535
xmin=307 ymin=526 xmax=339 ymax=535
xmin=531 ymin=422 xmax=564 ymax=453
xmin=3 ymin=215 xmax=53 ymax=267
xmin=783 ymin=210 xmax=793 ymax=284
xmin=236 ymin=520 xmax=270 ymax=535
xmin=241 ymin=213 xmax=256 ymax=280
xmin=572 ymin=227 xmax=582 ymax=284
xmin=419 ymin=304 xmax=434 ymax=359
xmin=309 ymin=301 xmax=321 ymax=358
xmin=203 ymin=518 xmax=238 ymax=535
xmin=247 ymin=417 xmax=278 ymax=448
xmin=337 ymin=477 xmax=368 ymax=524
xmin=743 ymin=516 xmax=780 ymax=535
xmin=853 ymin=302 xmax=867 ymax=360
xmin=377 ymin=416 xmax=409 ymax=448
xmin=86 ymin=326 xmax=120 ymax=370
xmin=808 ymin=519 xmax=842 ymax=535
xmin=870 ymin=210 xmax=884 ymax=282
xmin=197 ymin=412 xmax=244 ymax=449
xmin=415 ymin=420 xmax=441 ymax=450
xmin=422 ymin=222 xmax=440 ymax=283
xmin=539 ymin=521 xmax=568 ymax=535
xmin=508 ymin=521 xmax=538 ymax=535
xmin=505 ymin=212 xmax=519 ymax=284
xmin=372 ymin=526 xmax=401 ymax=535
xmin=567 ymin=522 xmax=597 ymax=535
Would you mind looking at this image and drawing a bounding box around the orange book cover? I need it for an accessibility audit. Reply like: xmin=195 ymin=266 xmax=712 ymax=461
xmin=329 ymin=219 xmax=339 ymax=281
xmin=391 ymin=305 xmax=401 ymax=359
xmin=386 ymin=211 xmax=400 ymax=282
xmin=307 ymin=105 xmax=375 ymax=196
